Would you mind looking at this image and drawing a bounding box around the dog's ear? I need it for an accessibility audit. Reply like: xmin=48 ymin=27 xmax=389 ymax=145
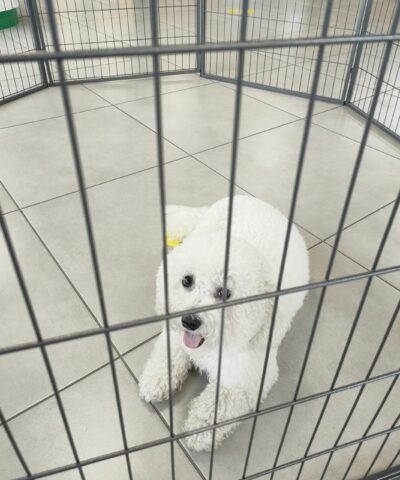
xmin=166 ymin=205 xmax=208 ymax=243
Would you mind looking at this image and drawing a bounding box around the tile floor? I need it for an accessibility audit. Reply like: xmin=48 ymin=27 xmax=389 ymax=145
xmin=1 ymin=1 xmax=400 ymax=480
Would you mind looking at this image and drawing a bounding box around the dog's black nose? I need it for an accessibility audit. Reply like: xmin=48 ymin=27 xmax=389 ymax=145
xmin=181 ymin=314 xmax=201 ymax=331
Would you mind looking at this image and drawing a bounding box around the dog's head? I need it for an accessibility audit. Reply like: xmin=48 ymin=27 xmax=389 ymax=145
xmin=155 ymin=230 xmax=273 ymax=351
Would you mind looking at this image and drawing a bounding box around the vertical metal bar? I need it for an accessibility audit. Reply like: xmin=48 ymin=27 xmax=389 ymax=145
xmin=200 ymin=0 xmax=207 ymax=76
xmin=127 ymin=0 xmax=140 ymax=76
xmin=26 ymin=0 xmax=49 ymax=86
xmin=359 ymin=2 xmax=390 ymax=113
xmin=296 ymin=0 xmax=322 ymax=95
xmin=334 ymin=0 xmax=356 ymax=100
xmin=0 ymin=409 xmax=31 ymax=477
xmin=59 ymin=0 xmax=79 ymax=79
xmin=343 ymin=0 xmax=373 ymax=103
xmin=197 ymin=0 xmax=204 ymax=73
xmin=0 ymin=202 xmax=85 ymax=480
xmin=295 ymin=5 xmax=400 ymax=479
xmin=7 ymin=4 xmax=29 ymax=90
xmin=42 ymin=0 xmax=134 ymax=478
xmin=241 ymin=2 xmax=335 ymax=478
xmin=208 ymin=1 xmax=250 ymax=479
xmin=148 ymin=0 xmax=176 ymax=478
xmin=75 ymin=0 xmax=96 ymax=81
xmin=320 ymin=193 xmax=400 ymax=480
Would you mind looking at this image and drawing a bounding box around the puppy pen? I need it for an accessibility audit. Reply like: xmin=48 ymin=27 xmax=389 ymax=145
xmin=0 ymin=0 xmax=399 ymax=479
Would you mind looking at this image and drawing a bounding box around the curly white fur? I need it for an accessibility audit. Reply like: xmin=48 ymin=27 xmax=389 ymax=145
xmin=139 ymin=196 xmax=309 ymax=451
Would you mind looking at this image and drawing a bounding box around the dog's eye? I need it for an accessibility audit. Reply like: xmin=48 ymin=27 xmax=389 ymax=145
xmin=215 ymin=287 xmax=231 ymax=300
xmin=182 ymin=275 xmax=194 ymax=289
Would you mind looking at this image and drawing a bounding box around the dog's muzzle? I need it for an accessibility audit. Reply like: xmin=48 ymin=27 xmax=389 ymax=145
xmin=181 ymin=315 xmax=204 ymax=348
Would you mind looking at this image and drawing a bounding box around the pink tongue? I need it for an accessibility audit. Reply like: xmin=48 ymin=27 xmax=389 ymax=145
xmin=183 ymin=331 xmax=204 ymax=348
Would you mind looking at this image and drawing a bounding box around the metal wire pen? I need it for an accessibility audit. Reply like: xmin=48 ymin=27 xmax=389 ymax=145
xmin=1 ymin=0 xmax=400 ymax=479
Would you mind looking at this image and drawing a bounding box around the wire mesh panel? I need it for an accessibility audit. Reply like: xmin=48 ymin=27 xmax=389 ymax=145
xmin=201 ymin=0 xmax=400 ymax=140
xmin=0 ymin=0 xmax=400 ymax=479
xmin=201 ymin=0 xmax=364 ymax=100
xmin=32 ymin=0 xmax=198 ymax=83
xmin=0 ymin=0 xmax=46 ymax=103
xmin=347 ymin=0 xmax=400 ymax=138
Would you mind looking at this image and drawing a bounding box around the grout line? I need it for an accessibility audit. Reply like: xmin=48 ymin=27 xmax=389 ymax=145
xmin=0 ymin=103 xmax=112 ymax=132
xmin=7 ymin=155 xmax=189 ymax=215
xmin=320 ymin=238 xmax=400 ymax=293
xmin=313 ymin=121 xmax=400 ymax=161
xmin=219 ymin=80 xmax=344 ymax=119
xmin=322 ymin=199 xmax=397 ymax=244
xmin=5 ymin=360 xmax=112 ymax=424
xmin=4 ymin=333 xmax=160 ymax=425
xmin=189 ymin=117 xmax=305 ymax=156
xmin=109 ymin=79 xmax=215 ymax=107
xmin=218 ymin=81 xmax=303 ymax=119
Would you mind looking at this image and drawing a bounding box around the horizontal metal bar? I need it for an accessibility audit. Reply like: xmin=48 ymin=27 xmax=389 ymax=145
xmin=1 ymin=34 xmax=400 ymax=64
xmin=47 ymin=34 xmax=197 ymax=48
xmin=9 ymin=410 xmax=400 ymax=480
xmin=55 ymin=68 xmax=199 ymax=86
xmin=47 ymin=4 xmax=198 ymax=14
xmin=0 ymin=265 xmax=398 ymax=357
xmin=202 ymin=72 xmax=343 ymax=104
xmin=0 ymin=84 xmax=47 ymax=106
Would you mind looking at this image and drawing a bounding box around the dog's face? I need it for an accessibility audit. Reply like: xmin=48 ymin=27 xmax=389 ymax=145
xmin=156 ymin=231 xmax=272 ymax=351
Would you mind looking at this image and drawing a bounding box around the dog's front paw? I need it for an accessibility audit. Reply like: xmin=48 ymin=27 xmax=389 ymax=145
xmin=182 ymin=385 xmax=246 ymax=451
xmin=139 ymin=368 xmax=171 ymax=403
xmin=182 ymin=396 xmax=234 ymax=452
xmin=182 ymin=405 xmax=214 ymax=452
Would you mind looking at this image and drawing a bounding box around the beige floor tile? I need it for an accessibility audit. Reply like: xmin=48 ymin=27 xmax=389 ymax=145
xmin=325 ymin=201 xmax=400 ymax=289
xmin=86 ymin=72 xmax=212 ymax=105
xmin=313 ymin=104 xmax=400 ymax=160
xmin=221 ymin=81 xmax=338 ymax=117
xmin=196 ymin=121 xmax=400 ymax=239
xmin=0 ymin=361 xmax=201 ymax=480
xmin=119 ymin=83 xmax=297 ymax=153
xmin=0 ymin=104 xmax=185 ymax=207
xmin=0 ymin=212 xmax=110 ymax=418
xmin=0 ymin=84 xmax=109 ymax=128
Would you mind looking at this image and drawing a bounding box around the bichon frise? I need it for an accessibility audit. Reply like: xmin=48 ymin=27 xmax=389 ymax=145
xmin=139 ymin=195 xmax=309 ymax=451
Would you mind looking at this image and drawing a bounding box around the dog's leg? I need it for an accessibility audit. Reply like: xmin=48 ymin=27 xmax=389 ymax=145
xmin=139 ymin=328 xmax=191 ymax=402
xmin=166 ymin=205 xmax=208 ymax=241
xmin=182 ymin=383 xmax=253 ymax=452
xmin=183 ymin=353 xmax=279 ymax=452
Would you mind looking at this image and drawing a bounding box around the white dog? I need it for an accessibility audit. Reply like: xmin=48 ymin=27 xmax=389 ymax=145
xmin=139 ymin=195 xmax=309 ymax=451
